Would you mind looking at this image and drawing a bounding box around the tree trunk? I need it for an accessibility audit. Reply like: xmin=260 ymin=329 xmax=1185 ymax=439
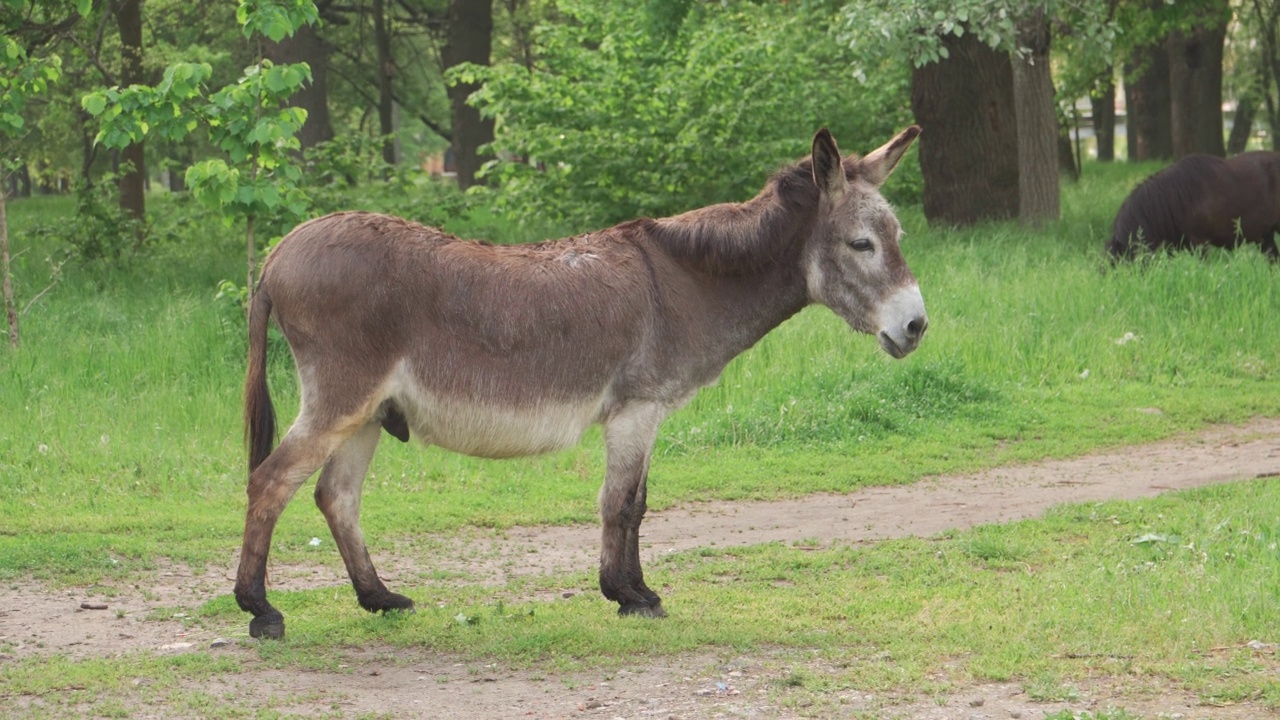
xmin=444 ymin=0 xmax=495 ymax=190
xmin=1090 ymin=75 xmax=1116 ymax=161
xmin=264 ymin=21 xmax=334 ymax=150
xmin=910 ymin=31 xmax=1018 ymax=227
xmin=1168 ymin=10 xmax=1228 ymax=158
xmin=373 ymin=0 xmax=397 ymax=167
xmin=1125 ymin=41 xmax=1173 ymax=161
xmin=1058 ymin=124 xmax=1079 ymax=181
xmin=1227 ymin=95 xmax=1256 ymax=154
xmin=1011 ymin=10 xmax=1059 ymax=225
xmin=1 ymin=186 xmax=18 ymax=348
xmin=114 ymin=0 xmax=146 ymax=226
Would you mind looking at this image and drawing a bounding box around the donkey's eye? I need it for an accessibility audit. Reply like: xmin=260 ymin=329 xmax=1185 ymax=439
xmin=848 ymin=238 xmax=875 ymax=252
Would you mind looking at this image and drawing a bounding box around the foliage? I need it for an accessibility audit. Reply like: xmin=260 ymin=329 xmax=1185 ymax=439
xmin=0 ymin=43 xmax=62 ymax=140
xmin=838 ymin=0 xmax=1118 ymax=68
xmin=461 ymin=0 xmax=915 ymax=229
xmin=83 ymin=54 xmax=313 ymax=231
xmin=82 ymin=0 xmax=318 ymax=292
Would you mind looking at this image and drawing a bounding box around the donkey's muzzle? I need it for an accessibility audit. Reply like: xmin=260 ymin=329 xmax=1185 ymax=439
xmin=876 ymin=285 xmax=927 ymax=359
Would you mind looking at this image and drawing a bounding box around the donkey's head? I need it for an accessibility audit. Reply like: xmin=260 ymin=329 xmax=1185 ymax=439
xmin=803 ymin=127 xmax=927 ymax=359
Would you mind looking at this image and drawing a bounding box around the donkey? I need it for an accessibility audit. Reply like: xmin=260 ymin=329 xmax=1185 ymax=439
xmin=1108 ymin=151 xmax=1280 ymax=261
xmin=236 ymin=127 xmax=927 ymax=639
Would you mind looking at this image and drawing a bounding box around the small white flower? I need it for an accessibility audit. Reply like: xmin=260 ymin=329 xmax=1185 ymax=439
xmin=1079 ymin=369 xmax=1090 ymax=379
xmin=38 ymin=443 xmax=49 ymax=454
xmin=1114 ymin=332 xmax=1139 ymax=345
xmin=309 ymin=537 xmax=322 ymax=547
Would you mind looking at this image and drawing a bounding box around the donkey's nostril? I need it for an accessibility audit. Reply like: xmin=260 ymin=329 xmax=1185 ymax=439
xmin=906 ymin=317 xmax=927 ymax=339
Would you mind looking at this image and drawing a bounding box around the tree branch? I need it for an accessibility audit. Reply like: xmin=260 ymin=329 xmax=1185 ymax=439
xmin=329 ymin=46 xmax=452 ymax=141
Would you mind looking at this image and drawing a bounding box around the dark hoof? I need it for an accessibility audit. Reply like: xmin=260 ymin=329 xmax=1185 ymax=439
xmin=249 ymin=612 xmax=285 ymax=640
xmin=359 ymin=591 xmax=416 ymax=615
xmin=618 ymin=600 xmax=666 ymax=618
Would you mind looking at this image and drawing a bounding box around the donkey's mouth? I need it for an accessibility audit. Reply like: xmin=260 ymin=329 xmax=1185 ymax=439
xmin=878 ymin=331 xmax=913 ymax=359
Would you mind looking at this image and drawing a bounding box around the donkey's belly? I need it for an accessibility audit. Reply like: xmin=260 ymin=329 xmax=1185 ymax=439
xmin=398 ymin=390 xmax=607 ymax=459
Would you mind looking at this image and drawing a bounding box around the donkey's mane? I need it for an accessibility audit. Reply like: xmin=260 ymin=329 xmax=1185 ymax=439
xmin=1112 ymin=154 xmax=1226 ymax=248
xmin=632 ymin=158 xmax=836 ymax=276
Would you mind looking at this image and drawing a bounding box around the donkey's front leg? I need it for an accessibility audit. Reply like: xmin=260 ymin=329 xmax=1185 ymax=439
xmin=599 ymin=403 xmax=666 ymax=617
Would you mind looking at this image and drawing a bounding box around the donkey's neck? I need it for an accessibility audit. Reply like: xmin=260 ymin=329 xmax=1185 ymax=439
xmin=636 ymin=186 xmax=817 ymax=378
xmin=645 ymin=165 xmax=820 ymax=278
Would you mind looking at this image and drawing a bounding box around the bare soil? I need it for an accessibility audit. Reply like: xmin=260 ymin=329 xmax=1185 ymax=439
xmin=4 ymin=418 xmax=1280 ymax=719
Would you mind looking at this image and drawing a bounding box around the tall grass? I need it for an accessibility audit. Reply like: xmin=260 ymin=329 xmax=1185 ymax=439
xmin=1 ymin=162 xmax=1278 ymax=582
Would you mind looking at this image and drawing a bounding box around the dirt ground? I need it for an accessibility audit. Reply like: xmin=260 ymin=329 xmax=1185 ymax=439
xmin=4 ymin=418 xmax=1280 ymax=719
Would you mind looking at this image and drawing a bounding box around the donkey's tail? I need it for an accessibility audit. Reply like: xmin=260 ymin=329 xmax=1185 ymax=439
xmin=244 ymin=284 xmax=277 ymax=473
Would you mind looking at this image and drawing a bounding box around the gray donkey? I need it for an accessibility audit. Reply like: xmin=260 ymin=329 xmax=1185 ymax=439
xmin=235 ymin=127 xmax=927 ymax=639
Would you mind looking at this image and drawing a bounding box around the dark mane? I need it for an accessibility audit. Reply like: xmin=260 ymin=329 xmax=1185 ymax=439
xmin=635 ymin=159 xmax=824 ymax=276
xmin=1110 ymin=154 xmax=1226 ymax=253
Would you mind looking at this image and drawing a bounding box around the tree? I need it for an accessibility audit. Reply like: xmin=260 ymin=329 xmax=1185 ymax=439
xmin=264 ymin=0 xmax=334 ymax=150
xmin=1125 ymin=39 xmax=1173 ymax=160
xmin=841 ymin=0 xmax=1117 ymax=226
xmin=1167 ymin=0 xmax=1229 ymax=158
xmin=112 ymin=0 xmax=146 ymax=225
xmin=1241 ymin=0 xmax=1280 ymax=151
xmin=910 ymin=32 xmax=1019 ymax=225
xmin=1011 ymin=8 xmax=1059 ymax=224
xmin=1090 ymin=76 xmax=1117 ymax=161
xmin=372 ymin=0 xmax=396 ymax=167
xmin=465 ymin=3 xmax=912 ymax=227
xmin=1 ymin=1 xmax=83 ymax=348
xmin=443 ymin=0 xmax=494 ymax=189
xmin=85 ymin=0 xmax=318 ymax=295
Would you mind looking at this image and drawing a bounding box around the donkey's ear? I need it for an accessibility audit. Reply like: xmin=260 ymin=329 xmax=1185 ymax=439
xmin=859 ymin=125 xmax=921 ymax=187
xmin=811 ymin=128 xmax=847 ymax=196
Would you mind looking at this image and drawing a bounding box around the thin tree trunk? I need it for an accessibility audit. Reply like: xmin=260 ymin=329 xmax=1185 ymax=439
xmin=910 ymin=30 xmax=1018 ymax=226
xmin=246 ymin=214 xmax=256 ymax=308
xmin=114 ymin=0 xmax=146 ymax=228
xmin=1227 ymin=95 xmax=1256 ymax=154
xmin=1012 ymin=9 xmax=1059 ymax=225
xmin=1 ymin=186 xmax=18 ymax=348
xmin=373 ymin=0 xmax=397 ymax=167
xmin=1091 ymin=75 xmax=1116 ymax=161
xmin=444 ymin=0 xmax=494 ymax=190
xmin=1058 ymin=122 xmax=1080 ymax=181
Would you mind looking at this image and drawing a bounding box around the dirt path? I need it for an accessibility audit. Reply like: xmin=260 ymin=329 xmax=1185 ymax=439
xmin=4 ymin=418 xmax=1280 ymax=719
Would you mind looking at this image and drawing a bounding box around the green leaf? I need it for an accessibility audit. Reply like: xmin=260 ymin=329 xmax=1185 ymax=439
xmin=82 ymin=93 xmax=107 ymax=116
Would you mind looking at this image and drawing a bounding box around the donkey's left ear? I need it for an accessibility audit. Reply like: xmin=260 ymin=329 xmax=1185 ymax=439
xmin=812 ymin=128 xmax=847 ymax=197
xmin=860 ymin=126 xmax=921 ymax=187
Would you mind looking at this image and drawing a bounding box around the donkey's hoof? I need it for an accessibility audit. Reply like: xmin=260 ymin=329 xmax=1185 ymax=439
xmin=249 ymin=612 xmax=285 ymax=640
xmin=360 ymin=591 xmax=416 ymax=615
xmin=618 ymin=600 xmax=666 ymax=618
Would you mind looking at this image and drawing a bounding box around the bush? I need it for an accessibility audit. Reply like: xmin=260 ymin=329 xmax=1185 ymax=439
xmin=464 ymin=1 xmax=917 ymax=229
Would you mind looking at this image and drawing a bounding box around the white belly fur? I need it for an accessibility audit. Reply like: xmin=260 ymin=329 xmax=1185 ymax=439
xmin=386 ymin=366 xmax=610 ymax=459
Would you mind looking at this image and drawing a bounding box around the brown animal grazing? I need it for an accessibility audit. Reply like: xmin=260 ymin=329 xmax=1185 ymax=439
xmin=235 ymin=127 xmax=928 ymax=639
xmin=1108 ymin=151 xmax=1280 ymax=260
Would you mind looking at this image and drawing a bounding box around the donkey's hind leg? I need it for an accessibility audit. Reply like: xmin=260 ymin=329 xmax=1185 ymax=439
xmin=235 ymin=425 xmax=352 ymax=640
xmin=314 ymin=421 xmax=414 ymax=615
xmin=599 ymin=402 xmax=666 ymax=618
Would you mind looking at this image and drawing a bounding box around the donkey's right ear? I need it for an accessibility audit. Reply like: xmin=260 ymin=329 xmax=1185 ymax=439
xmin=812 ymin=128 xmax=847 ymax=197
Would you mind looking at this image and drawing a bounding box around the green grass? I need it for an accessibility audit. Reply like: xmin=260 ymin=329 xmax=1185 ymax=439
xmin=2 ymin=163 xmax=1279 ymax=715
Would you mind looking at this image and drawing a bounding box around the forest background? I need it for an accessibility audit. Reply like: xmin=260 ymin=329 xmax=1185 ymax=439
xmin=2 ymin=0 xmax=1278 ymax=305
